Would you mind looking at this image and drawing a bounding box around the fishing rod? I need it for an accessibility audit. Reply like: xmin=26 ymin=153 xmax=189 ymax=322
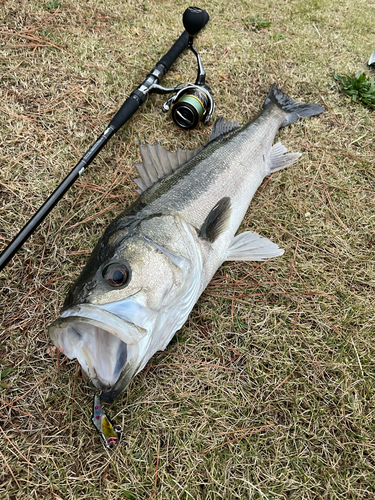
xmin=0 ymin=7 xmax=213 ymax=273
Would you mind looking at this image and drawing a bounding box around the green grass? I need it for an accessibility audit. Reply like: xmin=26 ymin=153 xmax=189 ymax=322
xmin=44 ymin=0 xmax=60 ymax=12
xmin=1 ymin=0 xmax=375 ymax=499
xmin=242 ymin=16 xmax=272 ymax=31
xmin=334 ymin=72 xmax=375 ymax=107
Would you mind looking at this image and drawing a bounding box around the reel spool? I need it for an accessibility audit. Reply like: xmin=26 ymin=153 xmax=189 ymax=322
xmin=155 ymin=7 xmax=215 ymax=130
xmin=163 ymin=84 xmax=214 ymax=130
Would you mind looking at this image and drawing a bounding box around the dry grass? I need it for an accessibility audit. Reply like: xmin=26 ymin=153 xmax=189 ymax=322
xmin=1 ymin=0 xmax=375 ymax=498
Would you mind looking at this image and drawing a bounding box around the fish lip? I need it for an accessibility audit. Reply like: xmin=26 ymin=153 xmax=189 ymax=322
xmin=49 ymin=303 xmax=149 ymax=394
xmin=50 ymin=303 xmax=148 ymax=345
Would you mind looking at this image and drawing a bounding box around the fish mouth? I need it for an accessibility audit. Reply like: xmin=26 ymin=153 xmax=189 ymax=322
xmin=49 ymin=303 xmax=149 ymax=393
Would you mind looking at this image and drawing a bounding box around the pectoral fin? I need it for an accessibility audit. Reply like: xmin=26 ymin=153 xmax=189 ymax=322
xmin=226 ymin=231 xmax=284 ymax=261
xmin=200 ymin=197 xmax=232 ymax=243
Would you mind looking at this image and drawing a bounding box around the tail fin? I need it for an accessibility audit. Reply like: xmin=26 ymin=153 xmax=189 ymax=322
xmin=263 ymin=84 xmax=324 ymax=126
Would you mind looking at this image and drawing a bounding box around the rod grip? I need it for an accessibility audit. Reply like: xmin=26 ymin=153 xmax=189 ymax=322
xmin=158 ymin=7 xmax=209 ymax=71
xmin=157 ymin=31 xmax=189 ymax=72
xmin=109 ymin=95 xmax=142 ymax=132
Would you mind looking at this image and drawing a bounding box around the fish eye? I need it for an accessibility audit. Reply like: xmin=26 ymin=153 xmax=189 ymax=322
xmin=102 ymin=263 xmax=129 ymax=287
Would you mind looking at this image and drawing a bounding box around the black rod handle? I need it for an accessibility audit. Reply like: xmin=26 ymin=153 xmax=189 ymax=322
xmin=106 ymin=31 xmax=191 ymax=133
xmin=158 ymin=8 xmax=209 ymax=71
xmin=158 ymin=30 xmax=189 ymax=73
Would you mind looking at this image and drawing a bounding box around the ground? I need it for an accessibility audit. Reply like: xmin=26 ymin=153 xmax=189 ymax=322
xmin=0 ymin=0 xmax=374 ymax=498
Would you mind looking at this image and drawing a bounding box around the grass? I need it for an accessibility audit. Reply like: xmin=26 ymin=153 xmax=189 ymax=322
xmin=242 ymin=16 xmax=272 ymax=31
xmin=0 ymin=0 xmax=375 ymax=498
xmin=334 ymin=72 xmax=375 ymax=107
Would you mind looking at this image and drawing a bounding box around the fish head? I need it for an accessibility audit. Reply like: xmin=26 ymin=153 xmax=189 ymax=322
xmin=49 ymin=217 xmax=202 ymax=402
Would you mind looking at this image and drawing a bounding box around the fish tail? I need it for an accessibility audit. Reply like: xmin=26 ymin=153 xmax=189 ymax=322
xmin=263 ymin=84 xmax=324 ymax=126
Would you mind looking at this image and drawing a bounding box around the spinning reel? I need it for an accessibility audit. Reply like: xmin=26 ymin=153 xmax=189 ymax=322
xmin=153 ymin=7 xmax=215 ymax=130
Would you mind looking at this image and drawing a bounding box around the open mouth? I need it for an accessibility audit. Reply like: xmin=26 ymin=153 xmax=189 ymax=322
xmin=49 ymin=304 xmax=148 ymax=390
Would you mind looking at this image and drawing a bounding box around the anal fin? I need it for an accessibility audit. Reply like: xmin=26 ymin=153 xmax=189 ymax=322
xmin=227 ymin=231 xmax=284 ymax=261
xmin=270 ymin=142 xmax=301 ymax=173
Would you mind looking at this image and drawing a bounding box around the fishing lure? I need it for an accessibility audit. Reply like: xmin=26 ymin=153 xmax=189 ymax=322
xmin=91 ymin=393 xmax=122 ymax=450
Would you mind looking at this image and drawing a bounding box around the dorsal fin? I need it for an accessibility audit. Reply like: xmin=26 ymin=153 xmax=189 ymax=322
xmin=207 ymin=117 xmax=241 ymax=144
xmin=133 ymin=141 xmax=202 ymax=192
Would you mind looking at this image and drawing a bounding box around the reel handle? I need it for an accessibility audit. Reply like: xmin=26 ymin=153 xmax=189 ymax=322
xmin=158 ymin=7 xmax=209 ymax=72
xmin=183 ymin=7 xmax=210 ymax=36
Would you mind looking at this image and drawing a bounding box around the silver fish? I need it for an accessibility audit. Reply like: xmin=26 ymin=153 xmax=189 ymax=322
xmin=49 ymin=85 xmax=324 ymax=402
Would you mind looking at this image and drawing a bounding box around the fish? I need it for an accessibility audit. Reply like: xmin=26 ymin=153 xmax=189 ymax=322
xmin=49 ymin=84 xmax=324 ymax=403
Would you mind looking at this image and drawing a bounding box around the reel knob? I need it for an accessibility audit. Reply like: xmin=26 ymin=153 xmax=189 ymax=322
xmin=183 ymin=7 xmax=209 ymax=37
